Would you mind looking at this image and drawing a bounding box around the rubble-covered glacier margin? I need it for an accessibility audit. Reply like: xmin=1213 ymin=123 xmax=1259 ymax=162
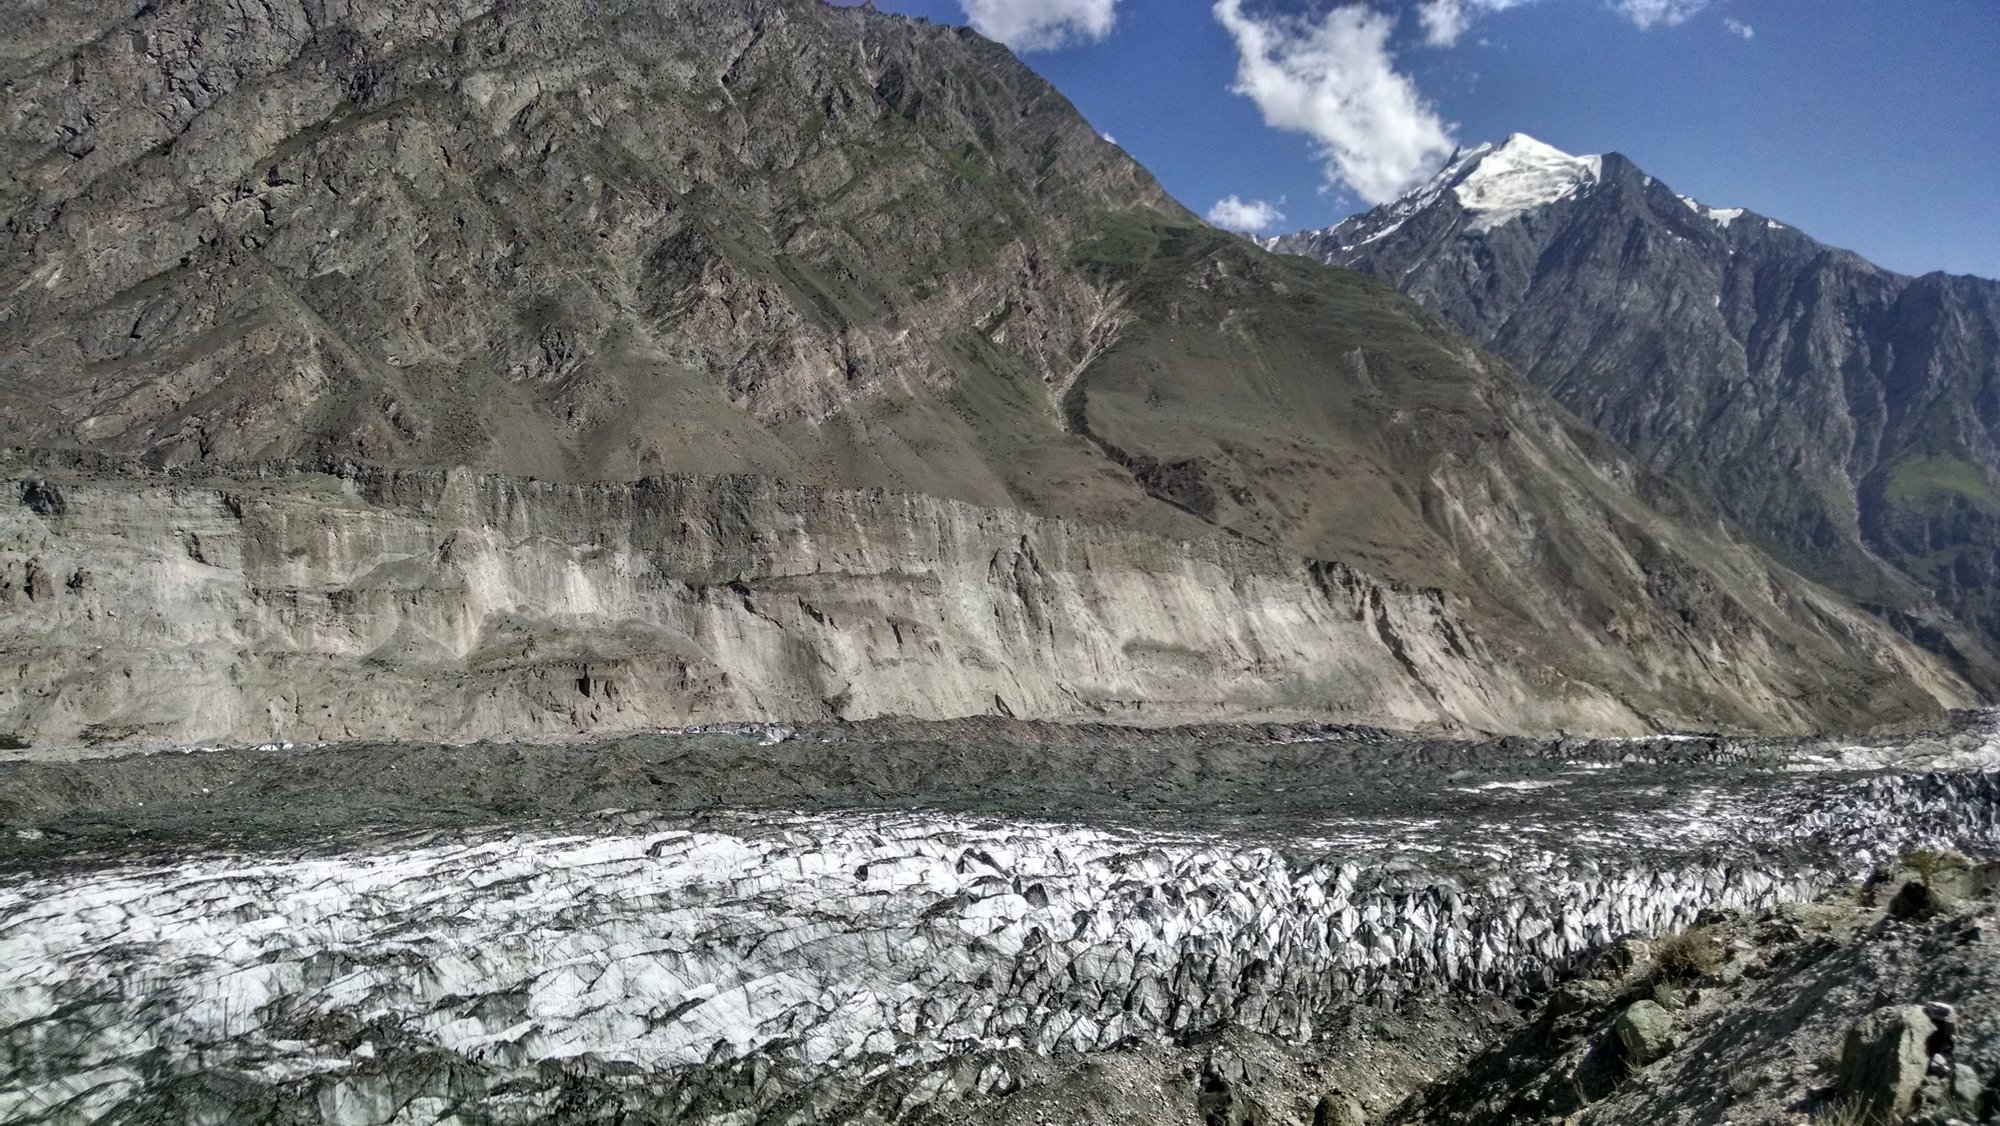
xmin=2 ymin=763 xmax=1996 ymax=1125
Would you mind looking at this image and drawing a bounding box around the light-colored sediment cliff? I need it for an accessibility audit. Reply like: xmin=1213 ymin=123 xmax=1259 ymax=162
xmin=0 ymin=466 xmax=1560 ymax=743
xmin=0 ymin=464 xmax=1969 ymax=745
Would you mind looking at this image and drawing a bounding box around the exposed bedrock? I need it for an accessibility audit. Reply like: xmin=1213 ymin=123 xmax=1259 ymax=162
xmin=2 ymin=770 xmax=1995 ymax=1124
xmin=0 ymin=464 xmax=1970 ymax=745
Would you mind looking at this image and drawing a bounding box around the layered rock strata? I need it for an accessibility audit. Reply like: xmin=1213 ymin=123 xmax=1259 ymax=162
xmin=0 ymin=462 xmax=1549 ymax=741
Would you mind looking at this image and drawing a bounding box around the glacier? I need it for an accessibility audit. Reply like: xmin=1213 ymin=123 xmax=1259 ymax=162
xmin=3 ymin=729 xmax=1996 ymax=1125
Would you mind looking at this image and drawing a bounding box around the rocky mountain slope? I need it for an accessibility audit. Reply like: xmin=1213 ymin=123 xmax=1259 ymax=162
xmin=1273 ymin=134 xmax=2000 ymax=691
xmin=1392 ymin=855 xmax=2000 ymax=1126
xmin=0 ymin=1 xmax=1976 ymax=743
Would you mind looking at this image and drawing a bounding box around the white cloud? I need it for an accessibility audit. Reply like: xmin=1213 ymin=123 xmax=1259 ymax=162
xmin=1206 ymin=195 xmax=1287 ymax=233
xmin=1100 ymin=131 xmax=1118 ymax=144
xmin=1417 ymin=0 xmax=1530 ymax=48
xmin=1723 ymin=17 xmax=1754 ymax=39
xmin=1610 ymin=0 xmax=1709 ymax=29
xmin=1418 ymin=0 xmax=1475 ymax=46
xmin=1212 ymin=0 xmax=1457 ymax=205
xmin=960 ymin=0 xmax=1117 ymax=52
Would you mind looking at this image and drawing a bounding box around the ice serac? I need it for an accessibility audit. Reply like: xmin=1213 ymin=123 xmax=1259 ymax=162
xmin=0 ymin=0 xmax=1978 ymax=739
xmin=1272 ymin=135 xmax=2000 ymax=692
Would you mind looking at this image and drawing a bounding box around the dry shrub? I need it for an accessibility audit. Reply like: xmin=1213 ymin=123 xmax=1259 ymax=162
xmin=1654 ymin=926 xmax=1724 ymax=982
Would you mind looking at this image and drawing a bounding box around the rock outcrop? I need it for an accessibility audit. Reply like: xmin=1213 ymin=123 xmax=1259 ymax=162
xmin=1390 ymin=854 xmax=2000 ymax=1126
xmin=1839 ymin=1005 xmax=1937 ymax=1123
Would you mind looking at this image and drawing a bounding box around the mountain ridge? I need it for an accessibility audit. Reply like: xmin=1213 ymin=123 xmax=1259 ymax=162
xmin=0 ymin=0 xmax=1975 ymax=742
xmin=1273 ymin=133 xmax=2000 ymax=691
xmin=1281 ymin=133 xmax=1994 ymax=286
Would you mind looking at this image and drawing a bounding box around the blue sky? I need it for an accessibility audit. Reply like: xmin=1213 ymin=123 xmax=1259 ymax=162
xmin=831 ymin=1 xmax=2000 ymax=279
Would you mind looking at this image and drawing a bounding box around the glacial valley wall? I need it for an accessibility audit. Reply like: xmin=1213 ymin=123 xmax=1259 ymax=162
xmin=0 ymin=463 xmax=1594 ymax=746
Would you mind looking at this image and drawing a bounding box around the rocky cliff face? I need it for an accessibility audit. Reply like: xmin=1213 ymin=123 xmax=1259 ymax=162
xmin=6 ymin=457 xmax=1966 ymax=744
xmin=0 ymin=3 xmax=1977 ymax=740
xmin=0 ymin=460 xmax=1555 ymax=742
xmin=1274 ymin=135 xmax=2000 ymax=691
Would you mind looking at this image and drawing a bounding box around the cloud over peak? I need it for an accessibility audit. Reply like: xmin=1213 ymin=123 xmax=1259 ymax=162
xmin=960 ymin=0 xmax=1118 ymax=52
xmin=1206 ymin=195 xmax=1287 ymax=233
xmin=1212 ymin=0 xmax=1458 ymax=205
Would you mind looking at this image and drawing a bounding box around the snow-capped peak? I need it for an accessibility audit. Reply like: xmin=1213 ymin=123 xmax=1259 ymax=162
xmin=1450 ymin=134 xmax=1603 ymax=232
xmin=1274 ymin=134 xmax=1604 ymax=257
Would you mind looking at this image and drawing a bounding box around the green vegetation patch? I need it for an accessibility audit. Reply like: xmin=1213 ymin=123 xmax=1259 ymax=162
xmin=1884 ymin=453 xmax=2000 ymax=514
xmin=943 ymin=142 xmax=1028 ymax=228
xmin=1071 ymin=208 xmax=1235 ymax=295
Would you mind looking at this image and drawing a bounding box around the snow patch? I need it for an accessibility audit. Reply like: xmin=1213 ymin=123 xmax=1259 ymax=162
xmin=1678 ymin=194 xmax=1744 ymax=228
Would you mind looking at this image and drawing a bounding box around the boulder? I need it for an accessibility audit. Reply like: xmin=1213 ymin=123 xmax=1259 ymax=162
xmin=1949 ymin=1062 xmax=1985 ymax=1108
xmin=1615 ymin=1000 xmax=1675 ymax=1066
xmin=1888 ymin=880 xmax=1948 ymax=919
xmin=1838 ymin=1005 xmax=1935 ymax=1123
xmin=1549 ymin=976 xmax=1615 ymax=1017
xmin=1312 ymin=1091 xmax=1365 ymax=1126
xmin=1591 ymin=937 xmax=1652 ymax=981
xmin=1198 ymin=1055 xmax=1266 ymax=1126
